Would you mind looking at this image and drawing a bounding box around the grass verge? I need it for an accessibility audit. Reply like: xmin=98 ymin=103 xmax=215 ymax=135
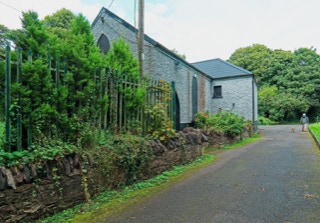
xmin=39 ymin=134 xmax=262 ymax=223
xmin=309 ymin=123 xmax=320 ymax=141
xmin=205 ymin=134 xmax=262 ymax=153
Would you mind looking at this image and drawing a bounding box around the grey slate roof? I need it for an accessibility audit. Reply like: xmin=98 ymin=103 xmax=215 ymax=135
xmin=192 ymin=58 xmax=253 ymax=79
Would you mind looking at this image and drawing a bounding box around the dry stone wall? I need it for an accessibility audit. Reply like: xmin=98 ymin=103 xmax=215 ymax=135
xmin=0 ymin=127 xmax=252 ymax=223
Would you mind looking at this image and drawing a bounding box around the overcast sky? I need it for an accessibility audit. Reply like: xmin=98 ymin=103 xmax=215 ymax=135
xmin=1 ymin=0 xmax=320 ymax=62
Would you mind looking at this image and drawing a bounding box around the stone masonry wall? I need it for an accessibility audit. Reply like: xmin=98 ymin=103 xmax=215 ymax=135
xmin=91 ymin=8 xmax=213 ymax=126
xmin=212 ymin=76 xmax=254 ymax=121
xmin=0 ymin=127 xmax=252 ymax=223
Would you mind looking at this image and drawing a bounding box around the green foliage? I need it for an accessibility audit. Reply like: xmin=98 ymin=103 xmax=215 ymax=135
xmin=145 ymin=103 xmax=176 ymax=140
xmin=309 ymin=123 xmax=320 ymax=140
xmin=145 ymin=80 xmax=176 ymax=140
xmin=0 ymin=24 xmax=9 ymax=55
xmin=258 ymin=86 xmax=307 ymax=122
xmin=30 ymin=139 xmax=76 ymax=162
xmin=229 ymin=44 xmax=320 ymax=122
xmin=9 ymin=11 xmax=51 ymax=57
xmin=105 ymin=39 xmax=139 ymax=78
xmin=105 ymin=39 xmax=144 ymax=112
xmin=228 ymin=44 xmax=272 ymax=83
xmin=92 ymin=134 xmax=153 ymax=185
xmin=194 ymin=111 xmax=246 ymax=137
xmin=43 ymin=8 xmax=76 ymax=39
xmin=258 ymin=116 xmax=278 ymax=125
xmin=0 ymin=138 xmax=76 ymax=166
xmin=1 ymin=9 xmax=105 ymax=152
xmin=123 ymin=86 xmax=146 ymax=112
xmin=0 ymin=121 xmax=4 ymax=149
xmin=0 ymin=150 xmax=32 ymax=166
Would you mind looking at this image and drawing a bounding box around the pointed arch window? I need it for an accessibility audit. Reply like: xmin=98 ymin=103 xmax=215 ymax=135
xmin=97 ymin=34 xmax=110 ymax=55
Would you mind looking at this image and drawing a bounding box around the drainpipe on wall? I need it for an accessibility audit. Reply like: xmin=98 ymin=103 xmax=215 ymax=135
xmin=252 ymin=77 xmax=257 ymax=132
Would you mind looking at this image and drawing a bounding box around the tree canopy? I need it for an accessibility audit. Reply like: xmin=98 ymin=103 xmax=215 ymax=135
xmin=229 ymin=44 xmax=320 ymax=122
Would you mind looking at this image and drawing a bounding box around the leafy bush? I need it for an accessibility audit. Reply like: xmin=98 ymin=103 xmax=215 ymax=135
xmin=92 ymin=134 xmax=153 ymax=186
xmin=0 ymin=150 xmax=32 ymax=167
xmin=258 ymin=116 xmax=278 ymax=125
xmin=145 ymin=80 xmax=176 ymax=141
xmin=194 ymin=111 xmax=246 ymax=137
xmin=0 ymin=139 xmax=77 ymax=167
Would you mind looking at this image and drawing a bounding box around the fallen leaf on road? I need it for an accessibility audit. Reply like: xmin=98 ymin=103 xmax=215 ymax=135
xmin=304 ymin=193 xmax=315 ymax=199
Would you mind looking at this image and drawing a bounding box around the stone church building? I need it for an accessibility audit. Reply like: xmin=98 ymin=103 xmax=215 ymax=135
xmin=91 ymin=7 xmax=258 ymax=131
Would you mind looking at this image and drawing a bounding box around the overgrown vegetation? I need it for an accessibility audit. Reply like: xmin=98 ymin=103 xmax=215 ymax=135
xmin=1 ymin=9 xmax=105 ymax=154
xmin=39 ymin=154 xmax=216 ymax=223
xmin=145 ymin=80 xmax=176 ymax=140
xmin=91 ymin=134 xmax=153 ymax=186
xmin=258 ymin=116 xmax=278 ymax=125
xmin=39 ymin=134 xmax=262 ymax=223
xmin=0 ymin=8 xmax=176 ymax=158
xmin=194 ymin=111 xmax=247 ymax=137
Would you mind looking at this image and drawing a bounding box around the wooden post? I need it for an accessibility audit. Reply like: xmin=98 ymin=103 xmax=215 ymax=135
xmin=138 ymin=0 xmax=144 ymax=77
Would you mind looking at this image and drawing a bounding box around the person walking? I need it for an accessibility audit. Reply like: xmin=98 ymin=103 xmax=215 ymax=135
xmin=300 ymin=113 xmax=309 ymax=132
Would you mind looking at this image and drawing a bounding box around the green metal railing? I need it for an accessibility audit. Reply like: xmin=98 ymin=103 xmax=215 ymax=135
xmin=5 ymin=45 xmax=11 ymax=152
xmin=2 ymin=45 xmax=177 ymax=153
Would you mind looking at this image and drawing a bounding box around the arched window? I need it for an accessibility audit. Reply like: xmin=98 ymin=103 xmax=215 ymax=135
xmin=97 ymin=34 xmax=110 ymax=55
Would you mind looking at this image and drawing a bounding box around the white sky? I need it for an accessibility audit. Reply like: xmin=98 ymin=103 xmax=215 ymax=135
xmin=1 ymin=0 xmax=320 ymax=62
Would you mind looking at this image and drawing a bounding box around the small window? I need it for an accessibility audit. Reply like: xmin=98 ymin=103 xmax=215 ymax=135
xmin=213 ymin=85 xmax=222 ymax=98
xmin=97 ymin=34 xmax=110 ymax=55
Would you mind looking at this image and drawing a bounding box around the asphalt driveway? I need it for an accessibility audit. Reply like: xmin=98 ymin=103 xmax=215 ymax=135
xmin=104 ymin=125 xmax=320 ymax=223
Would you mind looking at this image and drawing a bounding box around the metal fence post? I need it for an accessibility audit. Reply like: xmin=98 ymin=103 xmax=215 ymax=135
xmin=5 ymin=45 xmax=11 ymax=152
xmin=27 ymin=49 xmax=32 ymax=148
xmin=17 ymin=47 xmax=22 ymax=151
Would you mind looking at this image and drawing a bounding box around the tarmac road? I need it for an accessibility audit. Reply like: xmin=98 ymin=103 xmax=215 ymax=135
xmin=104 ymin=125 xmax=320 ymax=223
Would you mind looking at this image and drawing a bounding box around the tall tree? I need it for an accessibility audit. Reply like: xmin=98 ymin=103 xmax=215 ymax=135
xmin=9 ymin=11 xmax=50 ymax=57
xmin=4 ymin=9 xmax=105 ymax=149
xmin=105 ymin=38 xmax=139 ymax=78
xmin=0 ymin=24 xmax=9 ymax=56
xmin=105 ymin=39 xmax=145 ymax=120
xmin=43 ymin=8 xmax=75 ymax=38
xmin=228 ymin=44 xmax=272 ymax=84
xmin=229 ymin=44 xmax=320 ymax=122
xmin=65 ymin=14 xmax=102 ymax=118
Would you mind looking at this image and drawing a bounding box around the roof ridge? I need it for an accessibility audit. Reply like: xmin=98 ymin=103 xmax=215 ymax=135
xmin=193 ymin=58 xmax=252 ymax=75
xmin=223 ymin=60 xmax=252 ymax=74
xmin=192 ymin=58 xmax=221 ymax=64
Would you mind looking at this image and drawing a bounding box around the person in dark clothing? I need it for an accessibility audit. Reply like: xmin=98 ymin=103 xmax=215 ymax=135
xmin=300 ymin=113 xmax=309 ymax=132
